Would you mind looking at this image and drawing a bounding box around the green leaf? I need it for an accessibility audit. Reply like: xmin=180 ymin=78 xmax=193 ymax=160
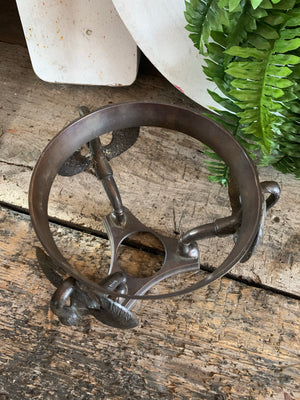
xmin=247 ymin=34 xmax=272 ymax=49
xmin=226 ymin=62 xmax=265 ymax=79
xmin=285 ymin=8 xmax=300 ymax=25
xmin=238 ymin=137 xmax=261 ymax=150
xmin=250 ymin=7 xmax=269 ymax=18
xmin=251 ymin=0 xmax=265 ymax=9
xmin=229 ymin=0 xmax=242 ymax=11
xmin=267 ymin=65 xmax=293 ymax=77
xmin=203 ymin=60 xmax=225 ymax=78
xmin=274 ymin=38 xmax=300 ymax=53
xmin=256 ymin=22 xmax=280 ymax=39
xmin=282 ymin=133 xmax=300 ymax=143
xmin=266 ymin=76 xmax=294 ymax=88
xmin=278 ymin=91 xmax=298 ymax=101
xmin=225 ymin=46 xmax=266 ymax=58
xmin=229 ymin=88 xmax=260 ymax=100
xmin=210 ymin=30 xmax=227 ymax=47
xmin=263 ymin=99 xmax=284 ymax=110
xmin=184 ymin=0 xmax=229 ymax=53
xmin=207 ymin=174 xmax=229 ymax=185
xmin=281 ymin=121 xmax=300 ymax=133
xmin=231 ymin=78 xmax=260 ymax=89
xmin=270 ymin=53 xmax=300 ymax=65
xmin=213 ymin=109 xmax=240 ymax=122
xmin=263 ymin=86 xmax=285 ymax=97
xmin=273 ymin=157 xmax=300 ymax=178
xmin=207 ymin=90 xmax=242 ymax=112
xmin=185 ymin=0 xmax=300 ymax=180
xmin=272 ymin=0 xmax=295 ymax=10
xmin=280 ymin=27 xmax=300 ymax=39
xmin=206 ymin=113 xmax=238 ymax=130
xmin=263 ymin=12 xmax=287 ymax=25
xmin=259 ymin=0 xmax=273 ymax=8
xmin=288 ymin=101 xmax=300 ymax=112
xmin=237 ymin=108 xmax=259 ymax=119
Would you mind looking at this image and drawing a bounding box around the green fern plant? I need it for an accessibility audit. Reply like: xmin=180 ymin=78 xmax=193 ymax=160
xmin=185 ymin=0 xmax=300 ymax=183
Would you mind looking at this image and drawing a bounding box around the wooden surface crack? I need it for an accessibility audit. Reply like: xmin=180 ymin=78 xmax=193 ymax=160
xmin=0 ymin=159 xmax=33 ymax=170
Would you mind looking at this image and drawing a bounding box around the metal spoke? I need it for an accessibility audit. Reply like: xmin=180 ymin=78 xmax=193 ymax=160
xmin=178 ymin=214 xmax=241 ymax=257
xmin=90 ymin=137 xmax=125 ymax=224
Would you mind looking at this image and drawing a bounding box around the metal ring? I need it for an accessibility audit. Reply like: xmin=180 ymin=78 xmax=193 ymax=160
xmin=29 ymin=102 xmax=262 ymax=300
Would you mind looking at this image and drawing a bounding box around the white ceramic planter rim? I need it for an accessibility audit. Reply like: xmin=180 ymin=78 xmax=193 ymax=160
xmin=112 ymin=0 xmax=220 ymax=108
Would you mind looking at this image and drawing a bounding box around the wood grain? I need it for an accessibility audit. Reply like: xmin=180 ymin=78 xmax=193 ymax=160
xmin=0 ymin=206 xmax=299 ymax=400
xmin=0 ymin=42 xmax=299 ymax=296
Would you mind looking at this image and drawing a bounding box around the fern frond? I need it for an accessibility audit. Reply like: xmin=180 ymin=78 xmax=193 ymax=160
xmin=184 ymin=0 xmax=229 ymax=53
xmin=185 ymin=0 xmax=300 ymax=181
xmin=199 ymin=2 xmax=268 ymax=182
xmin=225 ymin=6 xmax=300 ymax=164
xmin=204 ymin=150 xmax=230 ymax=185
xmin=273 ymin=156 xmax=300 ymax=178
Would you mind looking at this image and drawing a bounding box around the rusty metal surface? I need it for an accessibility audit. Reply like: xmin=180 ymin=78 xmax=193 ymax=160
xmin=29 ymin=102 xmax=280 ymax=328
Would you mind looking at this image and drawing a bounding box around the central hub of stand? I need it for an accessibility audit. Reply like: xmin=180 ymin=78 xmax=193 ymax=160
xmin=104 ymin=207 xmax=200 ymax=310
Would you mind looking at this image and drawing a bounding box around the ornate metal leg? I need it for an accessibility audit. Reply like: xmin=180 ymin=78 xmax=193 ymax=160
xmin=37 ymin=248 xmax=138 ymax=329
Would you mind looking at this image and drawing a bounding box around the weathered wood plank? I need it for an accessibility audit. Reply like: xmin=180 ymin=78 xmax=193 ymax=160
xmin=0 ymin=206 xmax=299 ymax=400
xmin=0 ymin=41 xmax=299 ymax=297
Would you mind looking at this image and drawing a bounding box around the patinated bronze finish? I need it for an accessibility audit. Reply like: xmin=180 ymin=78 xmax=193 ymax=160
xmin=29 ymin=102 xmax=280 ymax=328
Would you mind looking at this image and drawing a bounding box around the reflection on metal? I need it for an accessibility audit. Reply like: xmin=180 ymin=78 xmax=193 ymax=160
xmin=237 ymin=180 xmax=281 ymax=263
xmin=30 ymin=103 xmax=280 ymax=329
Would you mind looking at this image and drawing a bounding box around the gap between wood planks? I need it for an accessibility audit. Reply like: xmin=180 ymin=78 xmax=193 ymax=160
xmin=1 ymin=201 xmax=299 ymax=399
xmin=0 ymin=39 xmax=299 ymax=296
xmin=1 ymin=199 xmax=299 ymax=302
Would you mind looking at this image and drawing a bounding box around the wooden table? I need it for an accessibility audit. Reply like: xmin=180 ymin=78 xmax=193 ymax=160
xmin=0 ymin=40 xmax=299 ymax=400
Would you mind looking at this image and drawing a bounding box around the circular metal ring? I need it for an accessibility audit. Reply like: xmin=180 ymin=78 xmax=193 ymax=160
xmin=29 ymin=102 xmax=262 ymax=300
